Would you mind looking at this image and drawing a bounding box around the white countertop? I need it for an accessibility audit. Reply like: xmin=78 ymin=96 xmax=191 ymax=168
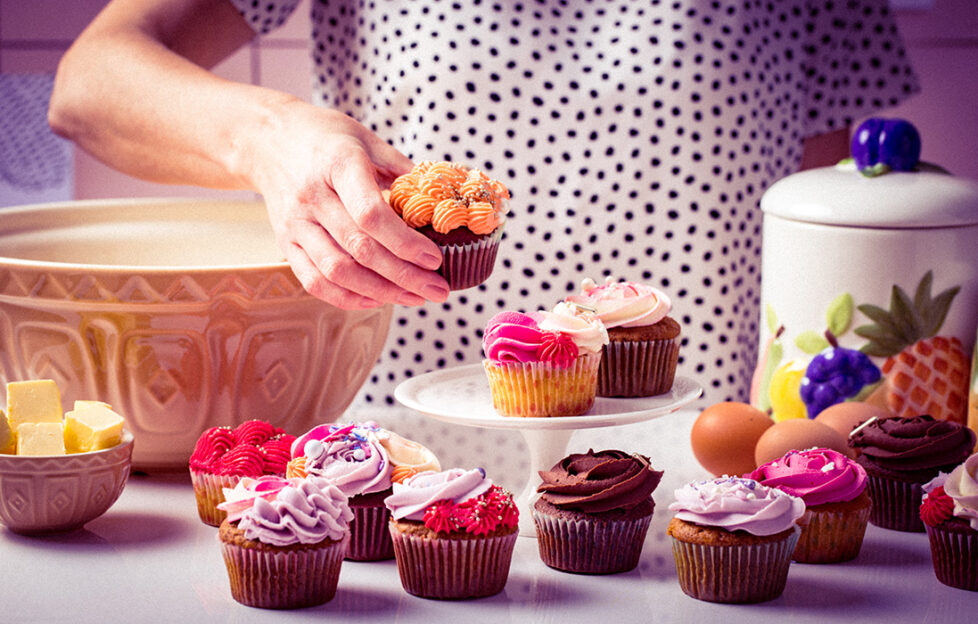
xmin=2 ymin=409 xmax=974 ymax=623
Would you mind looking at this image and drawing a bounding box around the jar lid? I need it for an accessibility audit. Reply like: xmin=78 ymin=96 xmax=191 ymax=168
xmin=760 ymin=162 xmax=978 ymax=228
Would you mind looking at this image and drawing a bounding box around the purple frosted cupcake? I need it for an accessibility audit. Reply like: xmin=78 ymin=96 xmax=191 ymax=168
xmin=532 ymin=449 xmax=663 ymax=574
xmin=385 ymin=468 xmax=519 ymax=599
xmin=217 ymin=476 xmax=353 ymax=609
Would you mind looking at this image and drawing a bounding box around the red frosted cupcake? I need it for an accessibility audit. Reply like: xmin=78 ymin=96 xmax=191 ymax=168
xmin=747 ymin=447 xmax=871 ymax=563
xmin=533 ymin=449 xmax=663 ymax=574
xmin=384 ymin=467 xmax=519 ymax=599
xmin=189 ymin=420 xmax=294 ymax=526
xmin=217 ymin=475 xmax=353 ymax=609
xmin=920 ymin=453 xmax=978 ymax=591
xmin=388 ymin=161 xmax=509 ymax=290
xmin=565 ymin=277 xmax=681 ymax=397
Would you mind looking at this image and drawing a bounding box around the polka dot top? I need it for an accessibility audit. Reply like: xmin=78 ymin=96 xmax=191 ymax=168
xmin=230 ymin=0 xmax=918 ymax=407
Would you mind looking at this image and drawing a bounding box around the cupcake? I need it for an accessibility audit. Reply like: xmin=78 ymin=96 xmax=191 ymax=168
xmin=482 ymin=303 xmax=608 ymax=417
xmin=533 ymin=449 xmax=663 ymax=574
xmin=384 ymin=467 xmax=519 ymax=599
xmin=287 ymin=422 xmax=439 ymax=561
xmin=667 ymin=476 xmax=806 ymax=604
xmin=920 ymin=453 xmax=978 ymax=591
xmin=565 ymin=277 xmax=681 ymax=397
xmin=849 ymin=414 xmax=976 ymax=532
xmin=388 ymin=160 xmax=509 ymax=290
xmin=217 ymin=475 xmax=353 ymax=609
xmin=189 ymin=420 xmax=295 ymax=526
xmin=747 ymin=447 xmax=871 ymax=563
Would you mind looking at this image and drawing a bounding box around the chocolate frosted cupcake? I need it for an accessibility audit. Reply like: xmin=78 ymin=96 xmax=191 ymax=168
xmin=287 ymin=422 xmax=440 ymax=561
xmin=920 ymin=453 xmax=978 ymax=592
xmin=533 ymin=449 xmax=663 ymax=574
xmin=388 ymin=161 xmax=509 ymax=290
xmin=849 ymin=414 xmax=976 ymax=532
xmin=565 ymin=278 xmax=680 ymax=397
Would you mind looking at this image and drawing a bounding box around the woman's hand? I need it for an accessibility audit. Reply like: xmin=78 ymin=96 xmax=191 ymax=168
xmin=242 ymin=100 xmax=450 ymax=310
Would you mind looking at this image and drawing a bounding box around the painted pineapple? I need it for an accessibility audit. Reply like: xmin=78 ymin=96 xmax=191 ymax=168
xmin=855 ymin=271 xmax=969 ymax=424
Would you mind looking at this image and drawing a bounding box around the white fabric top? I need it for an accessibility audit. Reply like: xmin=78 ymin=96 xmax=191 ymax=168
xmin=230 ymin=0 xmax=918 ymax=409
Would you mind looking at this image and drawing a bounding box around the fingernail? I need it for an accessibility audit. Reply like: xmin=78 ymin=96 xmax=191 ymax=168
xmin=418 ymin=252 xmax=443 ymax=271
xmin=423 ymin=284 xmax=450 ymax=301
xmin=397 ymin=292 xmax=425 ymax=306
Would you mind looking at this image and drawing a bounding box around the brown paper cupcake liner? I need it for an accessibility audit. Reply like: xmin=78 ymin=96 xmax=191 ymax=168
xmin=670 ymin=526 xmax=800 ymax=603
xmin=865 ymin=474 xmax=925 ymax=532
xmin=190 ymin=470 xmax=241 ymax=527
xmin=389 ymin=526 xmax=518 ymax=599
xmin=484 ymin=355 xmax=600 ymax=417
xmin=439 ymin=227 xmax=503 ymax=291
xmin=532 ymin=510 xmax=653 ymax=574
xmin=793 ymin=504 xmax=871 ymax=563
xmin=597 ymin=338 xmax=680 ymax=397
xmin=926 ymin=525 xmax=978 ymax=592
xmin=220 ymin=535 xmax=348 ymax=609
xmin=347 ymin=500 xmax=394 ymax=561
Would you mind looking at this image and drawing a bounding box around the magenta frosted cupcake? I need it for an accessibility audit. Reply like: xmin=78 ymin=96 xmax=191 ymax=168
xmin=533 ymin=449 xmax=663 ymax=574
xmin=748 ymin=447 xmax=871 ymax=563
xmin=849 ymin=415 xmax=975 ymax=532
xmin=188 ymin=420 xmax=295 ymax=526
xmin=565 ymin=277 xmax=681 ymax=397
xmin=287 ymin=422 xmax=439 ymax=561
xmin=217 ymin=475 xmax=353 ymax=609
xmin=482 ymin=304 xmax=608 ymax=417
xmin=920 ymin=453 xmax=978 ymax=591
xmin=385 ymin=467 xmax=519 ymax=599
xmin=667 ymin=477 xmax=806 ymax=603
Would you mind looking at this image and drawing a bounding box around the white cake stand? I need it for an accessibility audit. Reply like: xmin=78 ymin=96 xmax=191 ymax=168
xmin=394 ymin=363 xmax=703 ymax=536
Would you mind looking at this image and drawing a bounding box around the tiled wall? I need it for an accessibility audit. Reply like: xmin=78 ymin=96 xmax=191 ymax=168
xmin=0 ymin=0 xmax=976 ymax=204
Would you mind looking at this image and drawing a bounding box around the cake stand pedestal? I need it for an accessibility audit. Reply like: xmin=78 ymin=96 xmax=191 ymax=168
xmin=394 ymin=364 xmax=703 ymax=536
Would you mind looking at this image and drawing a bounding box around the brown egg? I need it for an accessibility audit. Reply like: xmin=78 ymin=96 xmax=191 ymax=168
xmin=754 ymin=418 xmax=854 ymax=467
xmin=815 ymin=402 xmax=892 ymax=438
xmin=690 ymin=402 xmax=773 ymax=477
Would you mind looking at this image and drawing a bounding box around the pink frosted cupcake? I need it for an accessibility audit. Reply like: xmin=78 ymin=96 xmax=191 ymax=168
xmin=217 ymin=475 xmax=353 ymax=609
xmin=286 ymin=422 xmax=440 ymax=561
xmin=385 ymin=468 xmax=519 ymax=599
xmin=747 ymin=447 xmax=871 ymax=563
xmin=189 ymin=420 xmax=295 ymax=526
xmin=667 ymin=477 xmax=806 ymax=603
xmin=920 ymin=453 xmax=978 ymax=591
xmin=533 ymin=449 xmax=663 ymax=574
xmin=482 ymin=304 xmax=608 ymax=417
xmin=566 ymin=277 xmax=681 ymax=397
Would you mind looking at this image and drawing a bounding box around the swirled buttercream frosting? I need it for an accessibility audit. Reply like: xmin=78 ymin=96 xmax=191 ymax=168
xmin=565 ymin=277 xmax=672 ymax=329
xmin=849 ymin=415 xmax=976 ymax=482
xmin=482 ymin=308 xmax=608 ymax=368
xmin=218 ymin=476 xmax=353 ymax=546
xmin=189 ymin=420 xmax=295 ymax=477
xmin=536 ymin=449 xmax=663 ymax=514
xmin=668 ymin=476 xmax=806 ymax=536
xmin=922 ymin=453 xmax=978 ymax=530
xmin=746 ymin=447 xmax=867 ymax=506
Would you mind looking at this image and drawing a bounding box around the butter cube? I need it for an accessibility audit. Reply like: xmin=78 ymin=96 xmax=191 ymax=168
xmin=16 ymin=422 xmax=66 ymax=456
xmin=6 ymin=380 xmax=63 ymax=433
xmin=74 ymin=400 xmax=112 ymax=411
xmin=64 ymin=405 xmax=125 ymax=453
xmin=0 ymin=409 xmax=13 ymax=454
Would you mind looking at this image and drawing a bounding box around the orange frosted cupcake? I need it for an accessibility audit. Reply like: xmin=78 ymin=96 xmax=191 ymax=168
xmin=482 ymin=303 xmax=608 ymax=417
xmin=388 ymin=161 xmax=509 ymax=290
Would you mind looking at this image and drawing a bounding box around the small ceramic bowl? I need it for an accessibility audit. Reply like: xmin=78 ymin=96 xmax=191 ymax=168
xmin=0 ymin=430 xmax=133 ymax=534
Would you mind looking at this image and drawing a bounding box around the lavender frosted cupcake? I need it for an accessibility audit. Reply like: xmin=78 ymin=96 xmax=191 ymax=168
xmin=920 ymin=453 xmax=978 ymax=591
xmin=533 ymin=449 xmax=663 ymax=574
xmin=217 ymin=476 xmax=353 ymax=609
xmin=667 ymin=477 xmax=806 ymax=603
xmin=748 ymin=447 xmax=871 ymax=563
xmin=287 ymin=422 xmax=439 ymax=561
xmin=385 ymin=468 xmax=519 ymax=599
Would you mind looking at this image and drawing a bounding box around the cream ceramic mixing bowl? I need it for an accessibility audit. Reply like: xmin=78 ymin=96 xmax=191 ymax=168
xmin=0 ymin=199 xmax=392 ymax=471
